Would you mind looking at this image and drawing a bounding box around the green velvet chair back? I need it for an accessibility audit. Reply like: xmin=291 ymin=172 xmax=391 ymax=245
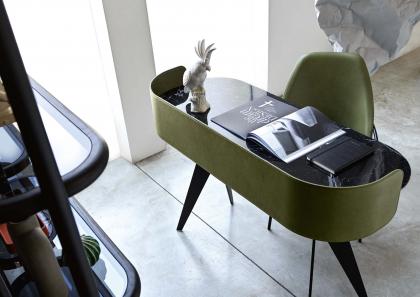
xmin=284 ymin=52 xmax=374 ymax=136
xmin=150 ymin=66 xmax=403 ymax=242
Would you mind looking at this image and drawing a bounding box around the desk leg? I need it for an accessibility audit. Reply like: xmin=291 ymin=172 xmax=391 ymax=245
xmin=176 ymin=165 xmax=210 ymax=231
xmin=329 ymin=242 xmax=367 ymax=297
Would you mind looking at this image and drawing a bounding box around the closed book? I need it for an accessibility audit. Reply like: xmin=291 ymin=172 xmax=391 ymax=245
xmin=211 ymin=97 xmax=297 ymax=140
xmin=307 ymin=136 xmax=374 ymax=175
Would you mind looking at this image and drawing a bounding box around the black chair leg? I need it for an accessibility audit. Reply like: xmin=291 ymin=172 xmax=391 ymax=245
xmin=267 ymin=216 xmax=272 ymax=230
xmin=329 ymin=242 xmax=368 ymax=297
xmin=176 ymin=164 xmax=210 ymax=231
xmin=225 ymin=185 xmax=234 ymax=205
xmin=308 ymin=240 xmax=316 ymax=297
xmin=358 ymin=239 xmax=362 ymax=243
xmin=372 ymin=125 xmax=379 ymax=141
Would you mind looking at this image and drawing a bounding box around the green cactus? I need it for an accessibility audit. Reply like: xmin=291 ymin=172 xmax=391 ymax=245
xmin=61 ymin=234 xmax=101 ymax=267
xmin=81 ymin=234 xmax=101 ymax=266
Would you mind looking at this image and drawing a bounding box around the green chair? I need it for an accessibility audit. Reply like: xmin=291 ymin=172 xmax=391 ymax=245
xmin=269 ymin=52 xmax=385 ymax=295
xmin=285 ymin=52 xmax=374 ymax=136
xmin=225 ymin=52 xmax=378 ymax=219
xmin=267 ymin=52 xmax=378 ymax=231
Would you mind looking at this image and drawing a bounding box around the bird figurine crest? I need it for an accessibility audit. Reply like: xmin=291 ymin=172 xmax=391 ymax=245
xmin=183 ymin=39 xmax=216 ymax=113
xmin=0 ymin=80 xmax=15 ymax=127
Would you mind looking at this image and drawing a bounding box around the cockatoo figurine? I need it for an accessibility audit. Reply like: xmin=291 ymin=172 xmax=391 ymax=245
xmin=183 ymin=39 xmax=216 ymax=113
xmin=0 ymin=80 xmax=15 ymax=127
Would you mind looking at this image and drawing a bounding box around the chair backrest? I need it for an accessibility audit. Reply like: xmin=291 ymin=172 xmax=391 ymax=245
xmin=284 ymin=52 xmax=374 ymax=136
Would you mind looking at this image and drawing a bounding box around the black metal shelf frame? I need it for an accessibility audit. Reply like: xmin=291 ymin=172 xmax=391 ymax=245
xmin=0 ymin=79 xmax=109 ymax=223
xmin=0 ymin=1 xmax=108 ymax=295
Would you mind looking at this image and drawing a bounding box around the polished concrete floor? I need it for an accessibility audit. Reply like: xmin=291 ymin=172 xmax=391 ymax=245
xmin=76 ymin=48 xmax=420 ymax=297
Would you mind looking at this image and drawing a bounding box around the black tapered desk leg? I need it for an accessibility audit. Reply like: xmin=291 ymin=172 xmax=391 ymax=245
xmin=226 ymin=185 xmax=234 ymax=205
xmin=177 ymin=164 xmax=210 ymax=231
xmin=267 ymin=216 xmax=273 ymax=230
xmin=329 ymin=242 xmax=368 ymax=297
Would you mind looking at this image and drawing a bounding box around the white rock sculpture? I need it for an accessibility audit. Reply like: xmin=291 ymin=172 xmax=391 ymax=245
xmin=316 ymin=0 xmax=420 ymax=73
xmin=0 ymin=80 xmax=15 ymax=127
xmin=183 ymin=39 xmax=216 ymax=113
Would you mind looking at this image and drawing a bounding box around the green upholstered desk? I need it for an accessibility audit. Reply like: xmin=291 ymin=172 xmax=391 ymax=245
xmin=150 ymin=66 xmax=410 ymax=297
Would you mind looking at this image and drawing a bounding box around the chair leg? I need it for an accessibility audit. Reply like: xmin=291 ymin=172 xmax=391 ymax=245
xmin=372 ymin=125 xmax=379 ymax=141
xmin=267 ymin=216 xmax=273 ymax=230
xmin=225 ymin=185 xmax=234 ymax=205
xmin=176 ymin=164 xmax=210 ymax=231
xmin=329 ymin=242 xmax=368 ymax=297
xmin=358 ymin=239 xmax=362 ymax=243
xmin=308 ymin=240 xmax=316 ymax=297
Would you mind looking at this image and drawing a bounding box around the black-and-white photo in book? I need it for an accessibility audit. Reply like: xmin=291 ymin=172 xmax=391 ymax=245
xmin=247 ymin=106 xmax=345 ymax=163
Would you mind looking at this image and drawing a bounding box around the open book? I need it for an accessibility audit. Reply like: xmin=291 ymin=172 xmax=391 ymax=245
xmin=247 ymin=107 xmax=345 ymax=163
xmin=212 ymin=98 xmax=345 ymax=163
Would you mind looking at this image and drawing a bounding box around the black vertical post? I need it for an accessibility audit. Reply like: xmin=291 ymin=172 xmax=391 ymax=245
xmin=0 ymin=2 xmax=98 ymax=296
xmin=0 ymin=165 xmax=12 ymax=196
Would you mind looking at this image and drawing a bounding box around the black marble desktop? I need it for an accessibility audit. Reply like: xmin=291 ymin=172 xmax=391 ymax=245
xmin=161 ymin=78 xmax=410 ymax=188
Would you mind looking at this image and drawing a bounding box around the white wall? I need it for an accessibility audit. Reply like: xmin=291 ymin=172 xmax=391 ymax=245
xmin=4 ymin=0 xmax=121 ymax=159
xmin=268 ymin=0 xmax=332 ymax=96
xmin=88 ymin=0 xmax=132 ymax=161
xmin=101 ymin=0 xmax=166 ymax=162
xmin=147 ymin=0 xmax=268 ymax=90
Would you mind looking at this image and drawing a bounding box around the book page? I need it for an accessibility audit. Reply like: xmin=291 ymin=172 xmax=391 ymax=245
xmin=248 ymin=106 xmax=345 ymax=163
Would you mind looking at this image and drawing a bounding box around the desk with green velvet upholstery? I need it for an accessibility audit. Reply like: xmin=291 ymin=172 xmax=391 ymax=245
xmin=150 ymin=66 xmax=410 ymax=297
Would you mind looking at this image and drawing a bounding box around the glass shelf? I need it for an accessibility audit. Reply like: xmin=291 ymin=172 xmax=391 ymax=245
xmin=1 ymin=197 xmax=139 ymax=297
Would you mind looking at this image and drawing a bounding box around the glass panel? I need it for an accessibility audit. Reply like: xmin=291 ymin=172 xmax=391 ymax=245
xmin=35 ymin=90 xmax=91 ymax=176
xmin=53 ymin=206 xmax=128 ymax=297
xmin=0 ymin=128 xmax=22 ymax=165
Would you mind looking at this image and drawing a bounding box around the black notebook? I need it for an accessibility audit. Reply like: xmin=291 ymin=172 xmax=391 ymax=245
xmin=306 ymin=136 xmax=374 ymax=175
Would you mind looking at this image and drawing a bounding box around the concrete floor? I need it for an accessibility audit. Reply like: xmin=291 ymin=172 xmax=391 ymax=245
xmin=76 ymin=48 xmax=420 ymax=297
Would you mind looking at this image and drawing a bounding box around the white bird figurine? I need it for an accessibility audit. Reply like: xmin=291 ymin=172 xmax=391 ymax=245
xmin=183 ymin=39 xmax=216 ymax=113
